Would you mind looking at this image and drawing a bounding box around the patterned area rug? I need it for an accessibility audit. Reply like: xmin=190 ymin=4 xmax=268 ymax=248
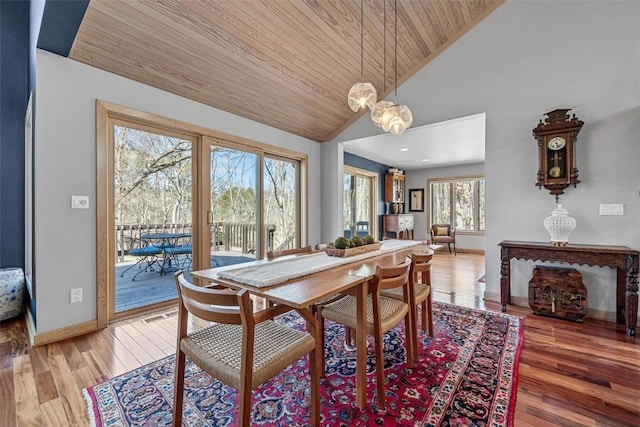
xmin=84 ymin=302 xmax=522 ymax=426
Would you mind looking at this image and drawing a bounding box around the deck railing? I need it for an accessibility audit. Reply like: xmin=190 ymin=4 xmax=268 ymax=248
xmin=115 ymin=222 xmax=275 ymax=262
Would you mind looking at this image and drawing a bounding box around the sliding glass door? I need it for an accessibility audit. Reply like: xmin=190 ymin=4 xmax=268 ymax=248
xmin=202 ymin=142 xmax=302 ymax=269
xmin=97 ymin=102 xmax=307 ymax=325
xmin=206 ymin=142 xmax=259 ymax=269
xmin=264 ymin=155 xmax=300 ymax=252
xmin=111 ymin=121 xmax=193 ymax=319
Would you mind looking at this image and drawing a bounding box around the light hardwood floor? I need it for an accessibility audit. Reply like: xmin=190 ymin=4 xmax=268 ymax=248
xmin=1 ymin=252 xmax=639 ymax=426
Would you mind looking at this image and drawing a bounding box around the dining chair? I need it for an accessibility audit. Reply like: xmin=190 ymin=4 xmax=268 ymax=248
xmin=163 ymin=234 xmax=192 ymax=270
xmin=119 ymin=237 xmax=163 ymax=281
xmin=431 ymin=223 xmax=456 ymax=255
xmin=381 ymin=253 xmax=434 ymax=362
xmin=172 ymin=271 xmax=321 ymax=427
xmin=266 ymin=245 xmax=312 ymax=260
xmin=317 ymin=260 xmax=413 ymax=409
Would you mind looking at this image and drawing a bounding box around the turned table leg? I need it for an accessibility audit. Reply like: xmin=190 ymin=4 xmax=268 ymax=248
xmin=625 ymin=255 xmax=639 ymax=336
xmin=500 ymin=247 xmax=510 ymax=312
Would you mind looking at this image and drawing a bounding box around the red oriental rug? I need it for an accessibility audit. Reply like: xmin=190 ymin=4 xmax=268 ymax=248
xmin=83 ymin=302 xmax=522 ymax=426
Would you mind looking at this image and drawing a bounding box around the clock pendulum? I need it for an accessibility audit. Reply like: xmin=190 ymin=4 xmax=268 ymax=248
xmin=549 ymin=152 xmax=562 ymax=178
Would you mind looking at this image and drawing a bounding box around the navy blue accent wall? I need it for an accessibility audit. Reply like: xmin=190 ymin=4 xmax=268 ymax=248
xmin=29 ymin=0 xmax=45 ymax=91
xmin=0 ymin=0 xmax=29 ymax=269
xmin=344 ymin=152 xmax=391 ymax=240
xmin=37 ymin=0 xmax=89 ymax=56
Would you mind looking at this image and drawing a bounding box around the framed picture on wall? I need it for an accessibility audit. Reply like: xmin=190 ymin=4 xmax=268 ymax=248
xmin=409 ymin=189 xmax=424 ymax=212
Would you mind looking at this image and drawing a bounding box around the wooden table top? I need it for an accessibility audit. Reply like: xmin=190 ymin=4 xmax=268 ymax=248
xmin=499 ymin=240 xmax=638 ymax=254
xmin=191 ymin=244 xmax=433 ymax=308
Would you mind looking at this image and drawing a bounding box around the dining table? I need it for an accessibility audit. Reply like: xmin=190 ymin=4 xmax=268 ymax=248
xmin=140 ymin=232 xmax=192 ymax=274
xmin=190 ymin=239 xmax=433 ymax=409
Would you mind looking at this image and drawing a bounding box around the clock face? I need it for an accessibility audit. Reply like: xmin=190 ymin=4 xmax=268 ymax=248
xmin=547 ymin=136 xmax=566 ymax=150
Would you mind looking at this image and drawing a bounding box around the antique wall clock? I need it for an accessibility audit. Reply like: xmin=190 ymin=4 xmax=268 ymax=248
xmin=533 ymin=109 xmax=584 ymax=202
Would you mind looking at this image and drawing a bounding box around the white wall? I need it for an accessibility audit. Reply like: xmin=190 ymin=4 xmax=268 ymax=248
xmin=333 ymin=1 xmax=640 ymax=321
xmin=405 ymin=163 xmax=485 ymax=251
xmin=34 ymin=50 xmax=321 ymax=333
xmin=320 ymin=141 xmax=344 ymax=244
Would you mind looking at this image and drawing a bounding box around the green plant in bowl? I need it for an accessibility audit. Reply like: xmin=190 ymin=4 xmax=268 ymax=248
xmin=362 ymin=234 xmax=375 ymax=245
xmin=351 ymin=236 xmax=364 ymax=247
xmin=334 ymin=236 xmax=350 ymax=249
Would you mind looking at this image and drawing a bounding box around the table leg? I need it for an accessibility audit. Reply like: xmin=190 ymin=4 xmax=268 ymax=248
xmin=616 ymin=266 xmax=626 ymax=325
xmin=500 ymin=247 xmax=511 ymax=312
xmin=625 ymin=255 xmax=639 ymax=336
xmin=355 ymin=279 xmax=367 ymax=409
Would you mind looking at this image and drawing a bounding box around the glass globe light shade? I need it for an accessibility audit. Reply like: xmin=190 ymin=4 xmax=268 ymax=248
xmin=347 ymin=82 xmax=377 ymax=112
xmin=383 ymin=104 xmax=413 ymax=135
xmin=380 ymin=104 xmax=396 ymax=132
xmin=370 ymin=100 xmax=394 ymax=127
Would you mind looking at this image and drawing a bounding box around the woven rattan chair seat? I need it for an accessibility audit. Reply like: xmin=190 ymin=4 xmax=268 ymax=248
xmin=313 ymin=293 xmax=344 ymax=306
xmin=321 ymin=294 xmax=408 ymax=335
xmin=181 ymin=320 xmax=315 ymax=390
xmin=381 ymin=283 xmax=430 ymax=303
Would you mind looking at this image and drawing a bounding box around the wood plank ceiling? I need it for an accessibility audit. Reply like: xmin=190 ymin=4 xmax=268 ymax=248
xmin=70 ymin=0 xmax=503 ymax=142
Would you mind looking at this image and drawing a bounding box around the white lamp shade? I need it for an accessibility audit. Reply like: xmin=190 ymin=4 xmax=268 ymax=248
xmin=382 ymin=104 xmax=413 ymax=135
xmin=380 ymin=104 xmax=395 ymax=132
xmin=370 ymin=100 xmax=394 ymax=127
xmin=347 ymin=82 xmax=377 ymax=112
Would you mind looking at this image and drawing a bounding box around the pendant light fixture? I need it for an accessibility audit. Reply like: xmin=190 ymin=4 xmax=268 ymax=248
xmin=380 ymin=0 xmax=413 ymax=135
xmin=348 ymin=0 xmax=377 ymax=112
xmin=371 ymin=0 xmax=394 ymax=127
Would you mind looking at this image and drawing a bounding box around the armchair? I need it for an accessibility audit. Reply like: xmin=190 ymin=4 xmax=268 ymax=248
xmin=431 ymin=223 xmax=456 ymax=255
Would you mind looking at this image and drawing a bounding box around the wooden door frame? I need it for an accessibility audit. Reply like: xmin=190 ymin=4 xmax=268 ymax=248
xmin=96 ymin=101 xmax=308 ymax=328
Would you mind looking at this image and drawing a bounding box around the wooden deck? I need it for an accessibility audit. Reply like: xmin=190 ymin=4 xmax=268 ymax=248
xmin=114 ymin=251 xmax=255 ymax=313
xmin=1 ymin=252 xmax=639 ymax=426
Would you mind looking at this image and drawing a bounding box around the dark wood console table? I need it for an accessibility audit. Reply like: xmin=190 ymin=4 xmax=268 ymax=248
xmin=499 ymin=240 xmax=639 ymax=336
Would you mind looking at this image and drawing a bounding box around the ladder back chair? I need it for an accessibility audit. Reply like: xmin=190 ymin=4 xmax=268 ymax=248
xmin=173 ymin=271 xmax=320 ymax=427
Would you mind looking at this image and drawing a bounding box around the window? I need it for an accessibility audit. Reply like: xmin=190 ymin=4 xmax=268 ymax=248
xmin=429 ymin=176 xmax=485 ymax=232
xmin=343 ymin=166 xmax=377 ymax=240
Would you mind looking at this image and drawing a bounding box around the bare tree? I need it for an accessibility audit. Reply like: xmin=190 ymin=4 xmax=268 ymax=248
xmin=114 ymin=126 xmax=192 ymax=225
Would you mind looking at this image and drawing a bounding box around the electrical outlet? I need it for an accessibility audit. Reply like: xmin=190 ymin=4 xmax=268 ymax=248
xmin=70 ymin=288 xmax=83 ymax=303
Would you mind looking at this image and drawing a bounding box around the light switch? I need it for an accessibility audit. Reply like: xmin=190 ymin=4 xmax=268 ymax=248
xmin=71 ymin=195 xmax=89 ymax=209
xmin=599 ymin=203 xmax=623 ymax=215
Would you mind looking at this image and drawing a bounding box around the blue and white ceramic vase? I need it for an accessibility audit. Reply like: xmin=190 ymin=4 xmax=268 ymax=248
xmin=0 ymin=267 xmax=25 ymax=321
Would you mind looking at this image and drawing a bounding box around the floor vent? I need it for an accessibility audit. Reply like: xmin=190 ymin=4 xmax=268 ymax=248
xmin=143 ymin=315 xmax=165 ymax=323
xmin=142 ymin=310 xmax=180 ymax=323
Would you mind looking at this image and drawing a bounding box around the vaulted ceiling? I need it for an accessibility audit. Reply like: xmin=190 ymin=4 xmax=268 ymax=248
xmin=69 ymin=0 xmax=503 ymax=142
